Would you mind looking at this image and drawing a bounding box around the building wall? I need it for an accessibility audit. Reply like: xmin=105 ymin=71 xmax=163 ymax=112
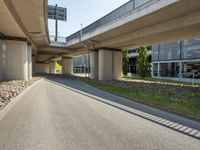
xmin=152 ymin=38 xmax=200 ymax=80
xmin=152 ymin=38 xmax=200 ymax=62
xmin=73 ymin=55 xmax=90 ymax=73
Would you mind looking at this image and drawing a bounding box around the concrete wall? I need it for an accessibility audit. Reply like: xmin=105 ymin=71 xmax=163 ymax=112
xmin=0 ymin=40 xmax=31 ymax=81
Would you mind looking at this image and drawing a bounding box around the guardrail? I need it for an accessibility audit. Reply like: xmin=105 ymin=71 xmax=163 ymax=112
xmin=66 ymin=0 xmax=152 ymax=42
xmin=49 ymin=35 xmax=66 ymax=43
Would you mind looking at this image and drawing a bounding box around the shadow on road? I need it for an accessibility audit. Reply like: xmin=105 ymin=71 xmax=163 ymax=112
xmin=45 ymin=75 xmax=200 ymax=140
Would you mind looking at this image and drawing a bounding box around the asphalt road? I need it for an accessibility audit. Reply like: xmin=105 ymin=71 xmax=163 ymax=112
xmin=0 ymin=77 xmax=199 ymax=150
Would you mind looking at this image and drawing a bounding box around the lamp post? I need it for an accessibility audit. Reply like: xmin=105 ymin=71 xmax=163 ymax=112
xmin=80 ymin=23 xmax=83 ymax=41
xmin=55 ymin=4 xmax=58 ymax=42
xmin=84 ymin=55 xmax=87 ymax=78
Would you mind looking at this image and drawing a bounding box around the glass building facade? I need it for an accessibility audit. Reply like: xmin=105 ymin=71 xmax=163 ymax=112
xmin=152 ymin=38 xmax=200 ymax=79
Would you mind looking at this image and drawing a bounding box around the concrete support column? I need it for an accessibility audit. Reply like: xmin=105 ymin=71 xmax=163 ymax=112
xmin=27 ymin=43 xmax=32 ymax=80
xmin=98 ymin=49 xmax=122 ymax=80
xmin=49 ymin=61 xmax=56 ymax=74
xmin=157 ymin=63 xmax=160 ymax=77
xmin=32 ymin=56 xmax=36 ymax=75
xmin=90 ymin=51 xmax=98 ymax=79
xmin=43 ymin=63 xmax=50 ymax=73
xmin=0 ymin=40 xmax=29 ymax=81
xmin=62 ymin=57 xmax=73 ymax=75
xmin=35 ymin=63 xmax=49 ymax=74
xmin=0 ymin=40 xmax=2 ymax=81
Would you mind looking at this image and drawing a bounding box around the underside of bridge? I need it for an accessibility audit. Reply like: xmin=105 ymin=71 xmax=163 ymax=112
xmin=0 ymin=0 xmax=200 ymax=81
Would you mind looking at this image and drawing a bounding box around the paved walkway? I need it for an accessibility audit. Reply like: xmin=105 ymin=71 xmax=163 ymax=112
xmin=0 ymin=77 xmax=199 ymax=150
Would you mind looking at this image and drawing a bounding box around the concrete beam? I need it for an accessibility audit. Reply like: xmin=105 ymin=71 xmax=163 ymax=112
xmin=99 ymin=11 xmax=200 ymax=48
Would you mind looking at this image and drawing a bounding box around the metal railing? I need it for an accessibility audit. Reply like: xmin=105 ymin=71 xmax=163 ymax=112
xmin=49 ymin=35 xmax=66 ymax=43
xmin=66 ymin=0 xmax=152 ymax=42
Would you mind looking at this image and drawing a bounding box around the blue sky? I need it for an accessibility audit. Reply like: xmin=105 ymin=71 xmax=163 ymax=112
xmin=48 ymin=0 xmax=129 ymax=37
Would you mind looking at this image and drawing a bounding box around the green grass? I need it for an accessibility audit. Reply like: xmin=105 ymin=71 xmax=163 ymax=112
xmin=124 ymin=75 xmax=199 ymax=86
xmin=86 ymin=81 xmax=200 ymax=119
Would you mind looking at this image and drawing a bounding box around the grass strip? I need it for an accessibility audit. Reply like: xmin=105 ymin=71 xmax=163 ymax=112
xmin=86 ymin=81 xmax=200 ymax=120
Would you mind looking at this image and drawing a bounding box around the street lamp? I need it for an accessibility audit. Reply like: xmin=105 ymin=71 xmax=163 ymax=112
xmin=84 ymin=55 xmax=87 ymax=78
xmin=80 ymin=23 xmax=83 ymax=41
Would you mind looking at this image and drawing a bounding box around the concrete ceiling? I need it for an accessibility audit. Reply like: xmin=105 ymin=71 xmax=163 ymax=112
xmin=0 ymin=0 xmax=25 ymax=37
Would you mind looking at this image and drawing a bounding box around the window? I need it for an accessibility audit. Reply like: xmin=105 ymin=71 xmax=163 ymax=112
xmin=159 ymin=41 xmax=181 ymax=61
xmin=182 ymin=39 xmax=200 ymax=59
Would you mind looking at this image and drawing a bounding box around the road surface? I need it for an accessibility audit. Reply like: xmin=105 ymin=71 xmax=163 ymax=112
xmin=0 ymin=77 xmax=199 ymax=150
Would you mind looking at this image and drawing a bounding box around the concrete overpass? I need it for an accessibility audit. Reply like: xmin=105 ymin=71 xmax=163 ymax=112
xmin=1 ymin=0 xmax=200 ymax=81
xmin=64 ymin=0 xmax=200 ymax=80
xmin=0 ymin=0 xmax=72 ymax=81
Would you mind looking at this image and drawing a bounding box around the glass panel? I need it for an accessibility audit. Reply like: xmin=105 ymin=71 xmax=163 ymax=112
xmin=160 ymin=63 xmax=179 ymax=78
xmin=153 ymin=63 xmax=158 ymax=76
xmin=159 ymin=41 xmax=180 ymax=61
xmin=182 ymin=62 xmax=200 ymax=78
xmin=152 ymin=45 xmax=158 ymax=61
xmin=182 ymin=38 xmax=200 ymax=59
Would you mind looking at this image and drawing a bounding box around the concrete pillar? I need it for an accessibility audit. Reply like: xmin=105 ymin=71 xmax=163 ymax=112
xmin=49 ymin=61 xmax=56 ymax=74
xmin=98 ymin=49 xmax=122 ymax=80
xmin=157 ymin=63 xmax=160 ymax=77
xmin=0 ymin=40 xmax=2 ymax=81
xmin=62 ymin=57 xmax=73 ymax=75
xmin=35 ymin=63 xmax=49 ymax=74
xmin=44 ymin=63 xmax=49 ymax=73
xmin=0 ymin=40 xmax=29 ymax=81
xmin=90 ymin=51 xmax=98 ymax=79
xmin=27 ymin=43 xmax=32 ymax=80
xmin=32 ymin=56 xmax=36 ymax=75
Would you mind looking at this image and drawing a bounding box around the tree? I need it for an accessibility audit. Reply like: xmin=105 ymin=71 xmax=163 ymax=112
xmin=122 ymin=49 xmax=129 ymax=76
xmin=136 ymin=47 xmax=149 ymax=78
xmin=57 ymin=60 xmax=62 ymax=66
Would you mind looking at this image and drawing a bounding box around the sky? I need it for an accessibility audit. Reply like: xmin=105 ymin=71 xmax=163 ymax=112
xmin=48 ymin=0 xmax=130 ymax=37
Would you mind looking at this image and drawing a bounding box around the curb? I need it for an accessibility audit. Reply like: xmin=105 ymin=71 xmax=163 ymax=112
xmin=0 ymin=79 xmax=44 ymax=121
